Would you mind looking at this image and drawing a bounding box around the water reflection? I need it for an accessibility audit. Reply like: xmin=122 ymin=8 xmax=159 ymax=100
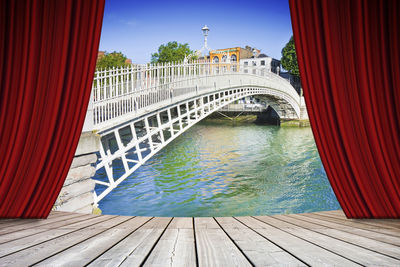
xmin=98 ymin=120 xmax=340 ymax=217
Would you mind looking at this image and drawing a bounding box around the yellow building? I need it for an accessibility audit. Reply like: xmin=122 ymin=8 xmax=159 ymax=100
xmin=209 ymin=46 xmax=254 ymax=63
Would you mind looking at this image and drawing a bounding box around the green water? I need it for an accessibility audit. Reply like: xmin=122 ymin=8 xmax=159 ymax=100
xmin=97 ymin=120 xmax=340 ymax=217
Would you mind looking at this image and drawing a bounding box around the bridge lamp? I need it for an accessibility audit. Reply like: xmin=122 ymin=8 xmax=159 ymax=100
xmin=201 ymin=25 xmax=210 ymax=54
xmin=202 ymin=25 xmax=209 ymax=37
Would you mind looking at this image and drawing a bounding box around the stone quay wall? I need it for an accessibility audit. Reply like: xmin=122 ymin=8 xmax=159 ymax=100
xmin=53 ymin=132 xmax=100 ymax=214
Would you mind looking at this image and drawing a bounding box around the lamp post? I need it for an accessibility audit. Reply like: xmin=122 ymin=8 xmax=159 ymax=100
xmin=201 ymin=25 xmax=209 ymax=50
xmin=200 ymin=25 xmax=211 ymax=58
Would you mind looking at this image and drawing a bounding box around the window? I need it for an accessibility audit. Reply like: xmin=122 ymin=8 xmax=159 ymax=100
xmin=244 ymin=61 xmax=248 ymax=66
xmin=252 ymin=61 xmax=256 ymax=66
xmin=213 ymin=56 xmax=219 ymax=63
xmin=261 ymin=60 xmax=265 ymax=66
xmin=221 ymin=55 xmax=227 ymax=62
xmin=231 ymin=54 xmax=237 ymax=62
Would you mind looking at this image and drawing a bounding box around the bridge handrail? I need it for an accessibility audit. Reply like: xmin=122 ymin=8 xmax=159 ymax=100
xmin=92 ymin=62 xmax=298 ymax=100
xmin=87 ymin=61 xmax=301 ymax=131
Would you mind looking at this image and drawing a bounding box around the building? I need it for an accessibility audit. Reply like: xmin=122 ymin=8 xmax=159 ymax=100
xmin=198 ymin=30 xmax=302 ymax=95
xmin=209 ymin=46 xmax=257 ymax=63
xmin=209 ymin=46 xmax=280 ymax=73
xmin=238 ymin=49 xmax=303 ymax=95
xmin=209 ymin=47 xmax=239 ymax=63
xmin=240 ymin=53 xmax=281 ymax=74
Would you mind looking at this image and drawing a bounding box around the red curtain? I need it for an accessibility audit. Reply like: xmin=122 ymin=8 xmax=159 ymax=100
xmin=289 ymin=0 xmax=400 ymax=218
xmin=0 ymin=0 xmax=105 ymax=218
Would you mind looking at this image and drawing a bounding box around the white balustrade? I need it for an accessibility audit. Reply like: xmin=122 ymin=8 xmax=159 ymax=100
xmin=88 ymin=61 xmax=301 ymax=132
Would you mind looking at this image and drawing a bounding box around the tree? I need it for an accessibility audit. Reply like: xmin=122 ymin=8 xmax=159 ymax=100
xmin=96 ymin=51 xmax=129 ymax=69
xmin=281 ymin=36 xmax=300 ymax=76
xmin=151 ymin=41 xmax=195 ymax=63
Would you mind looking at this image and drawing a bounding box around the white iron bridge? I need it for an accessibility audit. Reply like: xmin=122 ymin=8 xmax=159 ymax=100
xmin=82 ymin=61 xmax=308 ymax=206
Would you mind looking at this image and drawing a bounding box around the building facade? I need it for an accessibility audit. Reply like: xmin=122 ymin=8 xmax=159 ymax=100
xmin=209 ymin=46 xmax=258 ymax=63
xmin=209 ymin=47 xmax=239 ymax=63
xmin=240 ymin=53 xmax=302 ymax=95
xmin=240 ymin=54 xmax=281 ymax=74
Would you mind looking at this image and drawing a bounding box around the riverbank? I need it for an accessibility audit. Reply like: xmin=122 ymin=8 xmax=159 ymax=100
xmin=281 ymin=119 xmax=311 ymax=127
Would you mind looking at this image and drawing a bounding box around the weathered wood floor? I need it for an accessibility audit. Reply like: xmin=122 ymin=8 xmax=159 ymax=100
xmin=1 ymin=210 xmax=400 ymax=266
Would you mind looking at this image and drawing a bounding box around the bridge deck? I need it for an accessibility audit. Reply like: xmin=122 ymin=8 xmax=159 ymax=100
xmin=1 ymin=210 xmax=400 ymax=266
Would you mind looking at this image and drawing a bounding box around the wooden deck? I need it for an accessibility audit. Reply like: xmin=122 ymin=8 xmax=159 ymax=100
xmin=1 ymin=210 xmax=400 ymax=266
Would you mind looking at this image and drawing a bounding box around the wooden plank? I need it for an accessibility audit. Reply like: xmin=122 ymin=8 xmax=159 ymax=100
xmin=47 ymin=211 xmax=77 ymax=218
xmin=317 ymin=210 xmax=346 ymax=217
xmin=295 ymin=210 xmax=346 ymax=220
xmin=0 ymin=215 xmax=115 ymax=258
xmin=88 ymin=217 xmax=171 ymax=267
xmin=194 ymin=217 xmax=251 ymax=267
xmin=0 ymin=211 xmax=63 ymax=225
xmin=215 ymin=217 xmax=306 ymax=266
xmin=255 ymin=215 xmax=400 ymax=266
xmin=359 ymin=219 xmax=400 ymax=228
xmin=0 ymin=219 xmax=45 ymax=228
xmin=0 ymin=212 xmax=74 ymax=229
xmin=0 ymin=212 xmax=83 ymax=235
xmin=194 ymin=217 xmax=220 ymax=229
xmin=288 ymin=214 xmax=400 ymax=246
xmin=34 ymin=216 xmax=152 ymax=266
xmin=168 ymin=217 xmax=193 ymax=229
xmin=301 ymin=213 xmax=400 ymax=239
xmin=0 ymin=213 xmax=99 ymax=245
xmin=143 ymin=217 xmax=196 ymax=267
xmin=314 ymin=212 xmax=400 ymax=229
xmin=0 ymin=216 xmax=131 ymax=266
xmin=307 ymin=212 xmax=400 ymax=230
xmin=275 ymin=214 xmax=400 ymax=259
xmin=236 ymin=216 xmax=360 ymax=266
xmin=57 ymin=215 xmax=116 ymax=230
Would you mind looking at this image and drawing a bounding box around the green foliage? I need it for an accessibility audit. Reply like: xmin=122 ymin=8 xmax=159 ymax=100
xmin=281 ymin=36 xmax=300 ymax=76
xmin=151 ymin=41 xmax=196 ymax=63
xmin=96 ymin=51 xmax=128 ymax=69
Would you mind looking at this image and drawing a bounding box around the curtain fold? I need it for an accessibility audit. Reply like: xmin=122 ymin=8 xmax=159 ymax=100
xmin=0 ymin=0 xmax=105 ymax=218
xmin=289 ymin=0 xmax=400 ymax=218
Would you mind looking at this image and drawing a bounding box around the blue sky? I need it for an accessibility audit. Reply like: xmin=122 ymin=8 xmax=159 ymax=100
xmin=99 ymin=0 xmax=293 ymax=64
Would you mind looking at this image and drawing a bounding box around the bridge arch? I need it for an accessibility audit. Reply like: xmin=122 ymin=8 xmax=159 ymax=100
xmin=85 ymin=61 xmax=307 ymax=205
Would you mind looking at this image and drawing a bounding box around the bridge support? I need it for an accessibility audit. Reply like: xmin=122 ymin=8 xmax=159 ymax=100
xmin=53 ymin=131 xmax=101 ymax=214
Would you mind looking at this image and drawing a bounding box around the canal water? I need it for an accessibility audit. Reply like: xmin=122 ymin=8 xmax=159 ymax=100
xmin=96 ymin=120 xmax=340 ymax=217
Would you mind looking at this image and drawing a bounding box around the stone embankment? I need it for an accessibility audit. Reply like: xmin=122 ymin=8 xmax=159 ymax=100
xmin=53 ymin=132 xmax=100 ymax=214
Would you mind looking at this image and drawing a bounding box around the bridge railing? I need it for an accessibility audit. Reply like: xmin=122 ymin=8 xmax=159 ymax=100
xmin=87 ymin=60 xmax=300 ymax=131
